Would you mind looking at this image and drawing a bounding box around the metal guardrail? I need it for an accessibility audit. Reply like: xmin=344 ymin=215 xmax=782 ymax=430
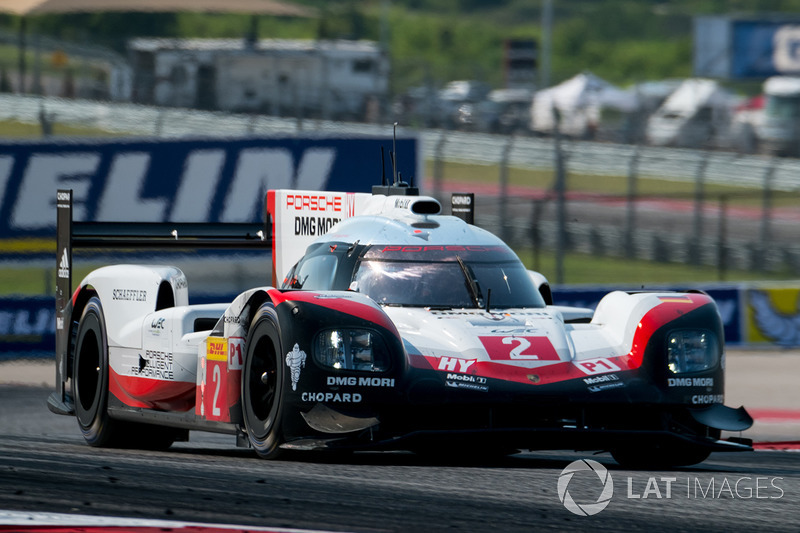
xmin=1 ymin=94 xmax=800 ymax=192
xmin=479 ymin=214 xmax=800 ymax=275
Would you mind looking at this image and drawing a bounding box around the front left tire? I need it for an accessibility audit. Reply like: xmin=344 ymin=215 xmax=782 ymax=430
xmin=242 ymin=304 xmax=286 ymax=459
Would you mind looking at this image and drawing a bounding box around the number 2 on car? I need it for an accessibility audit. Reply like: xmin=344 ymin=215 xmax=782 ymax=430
xmin=200 ymin=337 xmax=240 ymax=422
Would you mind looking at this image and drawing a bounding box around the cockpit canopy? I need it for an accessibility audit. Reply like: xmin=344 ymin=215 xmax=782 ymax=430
xmin=282 ymin=242 xmax=546 ymax=310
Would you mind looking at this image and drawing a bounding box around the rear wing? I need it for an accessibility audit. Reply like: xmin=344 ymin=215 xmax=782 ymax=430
xmin=264 ymin=188 xmax=471 ymax=285
xmin=52 ymin=189 xmax=270 ymax=411
xmin=265 ymin=189 xmax=374 ymax=288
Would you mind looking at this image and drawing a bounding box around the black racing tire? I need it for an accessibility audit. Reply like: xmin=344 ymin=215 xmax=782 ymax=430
xmin=73 ymin=296 xmax=178 ymax=450
xmin=72 ymin=296 xmax=119 ymax=447
xmin=611 ymin=443 xmax=711 ymax=469
xmin=242 ymin=304 xmax=286 ymax=459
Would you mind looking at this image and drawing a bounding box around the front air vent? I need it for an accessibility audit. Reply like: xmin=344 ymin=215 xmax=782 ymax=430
xmin=411 ymin=200 xmax=441 ymax=215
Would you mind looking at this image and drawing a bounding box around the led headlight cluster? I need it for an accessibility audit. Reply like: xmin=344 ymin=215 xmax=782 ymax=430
xmin=666 ymin=329 xmax=719 ymax=374
xmin=315 ymin=329 xmax=390 ymax=372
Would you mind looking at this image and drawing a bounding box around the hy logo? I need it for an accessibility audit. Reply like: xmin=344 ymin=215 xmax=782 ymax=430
xmin=57 ymin=249 xmax=70 ymax=279
xmin=557 ymin=459 xmax=614 ymax=516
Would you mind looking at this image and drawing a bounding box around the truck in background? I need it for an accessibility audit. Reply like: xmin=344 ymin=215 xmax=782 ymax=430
xmin=123 ymin=38 xmax=388 ymax=121
xmin=645 ymin=78 xmax=734 ymax=148
xmin=758 ymin=76 xmax=800 ymax=156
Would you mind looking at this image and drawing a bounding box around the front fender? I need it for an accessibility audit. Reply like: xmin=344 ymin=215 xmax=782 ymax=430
xmin=267 ymin=290 xmax=406 ymax=440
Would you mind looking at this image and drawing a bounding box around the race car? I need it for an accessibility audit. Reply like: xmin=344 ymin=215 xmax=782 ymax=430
xmin=48 ymin=184 xmax=753 ymax=467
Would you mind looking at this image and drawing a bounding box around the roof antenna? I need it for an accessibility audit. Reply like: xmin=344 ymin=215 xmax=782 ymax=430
xmin=392 ymin=122 xmax=398 ymax=185
xmin=371 ymin=122 xmax=418 ymax=196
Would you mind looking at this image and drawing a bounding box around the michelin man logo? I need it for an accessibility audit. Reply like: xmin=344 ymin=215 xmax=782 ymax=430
xmin=285 ymin=343 xmax=307 ymax=391
xmin=557 ymin=459 xmax=614 ymax=516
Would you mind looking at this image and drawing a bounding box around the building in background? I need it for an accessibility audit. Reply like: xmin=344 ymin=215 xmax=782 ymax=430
xmin=123 ymin=38 xmax=389 ymax=120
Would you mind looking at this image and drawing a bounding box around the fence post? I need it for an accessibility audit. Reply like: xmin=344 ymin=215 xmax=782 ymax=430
xmin=553 ymin=108 xmax=566 ymax=284
xmin=717 ymin=194 xmax=728 ymax=281
xmin=38 ymin=100 xmax=52 ymax=137
xmin=759 ymin=157 xmax=775 ymax=272
xmin=433 ymin=131 xmax=447 ymax=199
xmin=498 ymin=133 xmax=514 ymax=244
xmin=295 ymin=82 xmax=303 ymax=131
xmin=154 ymin=108 xmax=165 ymax=137
xmin=17 ymin=17 xmax=26 ymax=94
xmin=624 ymin=143 xmax=640 ymax=258
xmin=690 ymin=151 xmax=708 ymax=265
xmin=529 ymin=198 xmax=545 ymax=273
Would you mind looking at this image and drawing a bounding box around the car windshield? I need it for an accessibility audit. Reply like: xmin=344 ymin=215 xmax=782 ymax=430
xmin=351 ymin=257 xmax=545 ymax=309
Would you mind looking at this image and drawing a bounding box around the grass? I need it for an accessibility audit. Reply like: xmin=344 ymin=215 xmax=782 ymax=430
xmin=0 ymin=118 xmax=127 ymax=138
xmin=518 ymin=249 xmax=795 ymax=286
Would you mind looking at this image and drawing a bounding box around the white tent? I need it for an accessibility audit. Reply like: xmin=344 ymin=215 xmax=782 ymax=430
xmin=531 ymin=72 xmax=638 ymax=137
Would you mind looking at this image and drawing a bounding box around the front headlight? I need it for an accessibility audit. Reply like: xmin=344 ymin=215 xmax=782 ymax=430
xmin=666 ymin=329 xmax=719 ymax=374
xmin=315 ymin=329 xmax=390 ymax=372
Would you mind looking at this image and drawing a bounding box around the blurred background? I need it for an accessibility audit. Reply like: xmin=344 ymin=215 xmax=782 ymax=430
xmin=1 ymin=0 xmax=800 ymax=360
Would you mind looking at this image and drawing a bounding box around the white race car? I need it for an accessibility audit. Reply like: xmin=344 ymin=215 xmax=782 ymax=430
xmin=48 ymin=184 xmax=752 ymax=467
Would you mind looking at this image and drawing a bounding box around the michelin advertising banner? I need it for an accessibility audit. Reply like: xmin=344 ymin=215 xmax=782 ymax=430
xmin=0 ymin=136 xmax=418 ymax=240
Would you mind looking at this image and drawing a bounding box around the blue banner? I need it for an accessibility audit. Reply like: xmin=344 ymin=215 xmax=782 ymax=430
xmin=0 ymin=296 xmax=55 ymax=359
xmin=0 ymin=136 xmax=418 ymax=240
xmin=732 ymin=19 xmax=800 ymax=78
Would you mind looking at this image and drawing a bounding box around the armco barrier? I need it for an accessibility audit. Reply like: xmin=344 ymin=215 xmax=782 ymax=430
xmin=0 ymin=136 xmax=418 ymax=240
xmin=4 ymin=284 xmax=799 ymax=359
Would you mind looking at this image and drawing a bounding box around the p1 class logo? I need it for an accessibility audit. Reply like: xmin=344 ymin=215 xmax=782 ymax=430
xmin=557 ymin=459 xmax=614 ymax=516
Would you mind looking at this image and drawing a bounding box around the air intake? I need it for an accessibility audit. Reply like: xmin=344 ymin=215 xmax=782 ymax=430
xmin=411 ymin=200 xmax=441 ymax=215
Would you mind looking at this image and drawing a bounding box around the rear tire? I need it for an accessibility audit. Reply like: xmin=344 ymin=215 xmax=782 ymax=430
xmin=242 ymin=304 xmax=285 ymax=459
xmin=73 ymin=296 xmax=177 ymax=450
xmin=73 ymin=296 xmax=118 ymax=447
